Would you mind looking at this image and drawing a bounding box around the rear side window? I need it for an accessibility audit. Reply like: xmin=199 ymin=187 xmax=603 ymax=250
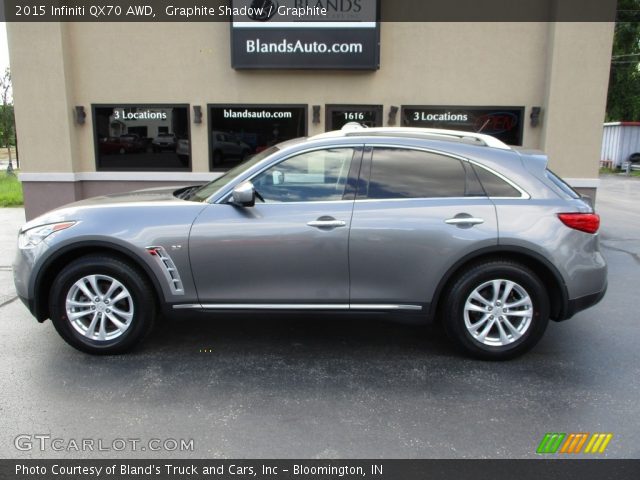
xmin=545 ymin=169 xmax=580 ymax=199
xmin=365 ymin=148 xmax=479 ymax=199
xmin=471 ymin=164 xmax=522 ymax=197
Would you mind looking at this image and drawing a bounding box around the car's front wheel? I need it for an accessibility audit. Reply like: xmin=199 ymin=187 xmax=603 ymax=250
xmin=49 ymin=255 xmax=156 ymax=354
xmin=442 ymin=260 xmax=549 ymax=360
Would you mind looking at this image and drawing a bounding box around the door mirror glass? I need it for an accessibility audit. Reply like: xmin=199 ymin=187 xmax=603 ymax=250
xmin=230 ymin=181 xmax=256 ymax=207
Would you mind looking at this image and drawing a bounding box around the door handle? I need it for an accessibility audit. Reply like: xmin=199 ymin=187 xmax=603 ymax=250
xmin=445 ymin=217 xmax=484 ymax=226
xmin=307 ymin=217 xmax=346 ymax=229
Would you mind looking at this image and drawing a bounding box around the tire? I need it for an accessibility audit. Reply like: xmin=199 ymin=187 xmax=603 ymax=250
xmin=442 ymin=260 xmax=549 ymax=360
xmin=49 ymin=255 xmax=156 ymax=355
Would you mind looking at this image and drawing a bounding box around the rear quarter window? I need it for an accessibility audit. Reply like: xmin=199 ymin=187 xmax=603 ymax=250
xmin=545 ymin=169 xmax=581 ymax=199
xmin=471 ymin=164 xmax=522 ymax=197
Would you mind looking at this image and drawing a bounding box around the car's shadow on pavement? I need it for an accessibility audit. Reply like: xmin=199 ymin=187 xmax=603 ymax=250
xmin=42 ymin=311 xmax=598 ymax=399
xmin=149 ymin=312 xmax=452 ymax=358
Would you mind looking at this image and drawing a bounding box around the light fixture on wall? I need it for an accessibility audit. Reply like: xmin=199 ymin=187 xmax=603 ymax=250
xmin=388 ymin=106 xmax=399 ymax=126
xmin=193 ymin=105 xmax=202 ymax=124
xmin=74 ymin=106 xmax=86 ymax=125
xmin=530 ymin=107 xmax=542 ymax=127
xmin=312 ymin=105 xmax=321 ymax=124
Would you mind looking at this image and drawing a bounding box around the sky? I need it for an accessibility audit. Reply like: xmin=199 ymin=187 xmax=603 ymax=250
xmin=0 ymin=23 xmax=9 ymax=72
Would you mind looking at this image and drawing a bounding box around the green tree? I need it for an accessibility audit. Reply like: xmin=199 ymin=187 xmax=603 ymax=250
xmin=0 ymin=67 xmax=16 ymax=174
xmin=607 ymin=0 xmax=640 ymax=121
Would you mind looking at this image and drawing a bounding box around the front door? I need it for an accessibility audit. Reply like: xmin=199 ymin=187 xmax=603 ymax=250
xmin=189 ymin=146 xmax=362 ymax=306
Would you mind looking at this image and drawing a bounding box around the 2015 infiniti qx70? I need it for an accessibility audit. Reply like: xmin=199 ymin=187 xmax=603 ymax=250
xmin=13 ymin=126 xmax=607 ymax=359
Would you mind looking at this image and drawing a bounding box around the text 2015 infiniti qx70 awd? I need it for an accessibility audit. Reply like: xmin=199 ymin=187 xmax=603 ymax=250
xmin=13 ymin=126 xmax=607 ymax=359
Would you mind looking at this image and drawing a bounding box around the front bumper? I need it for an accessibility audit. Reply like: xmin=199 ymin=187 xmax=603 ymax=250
xmin=12 ymin=242 xmax=47 ymax=321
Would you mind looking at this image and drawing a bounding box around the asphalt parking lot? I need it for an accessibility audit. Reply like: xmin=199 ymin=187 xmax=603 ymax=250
xmin=0 ymin=176 xmax=638 ymax=459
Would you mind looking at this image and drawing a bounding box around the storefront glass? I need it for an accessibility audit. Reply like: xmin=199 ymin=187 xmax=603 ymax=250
xmin=93 ymin=105 xmax=190 ymax=171
xmin=208 ymin=104 xmax=307 ymax=171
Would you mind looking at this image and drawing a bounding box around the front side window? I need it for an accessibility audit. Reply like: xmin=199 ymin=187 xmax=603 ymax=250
xmin=252 ymin=148 xmax=355 ymax=203
xmin=364 ymin=148 xmax=474 ymax=199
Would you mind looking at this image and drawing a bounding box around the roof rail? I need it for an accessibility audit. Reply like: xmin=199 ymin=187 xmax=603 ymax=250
xmin=330 ymin=125 xmax=511 ymax=150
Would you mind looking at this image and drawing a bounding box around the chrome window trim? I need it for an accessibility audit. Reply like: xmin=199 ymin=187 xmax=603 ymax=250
xmin=210 ymin=144 xmax=365 ymax=205
xmin=363 ymin=143 xmax=531 ymax=200
xmin=206 ymin=141 xmax=530 ymax=204
xmin=235 ymin=200 xmax=355 ymax=206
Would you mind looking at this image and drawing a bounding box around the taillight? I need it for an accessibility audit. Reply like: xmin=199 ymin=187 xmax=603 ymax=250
xmin=557 ymin=213 xmax=600 ymax=234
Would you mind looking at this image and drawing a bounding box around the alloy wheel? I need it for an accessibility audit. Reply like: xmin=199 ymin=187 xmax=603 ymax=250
xmin=65 ymin=274 xmax=134 ymax=341
xmin=463 ymin=279 xmax=533 ymax=347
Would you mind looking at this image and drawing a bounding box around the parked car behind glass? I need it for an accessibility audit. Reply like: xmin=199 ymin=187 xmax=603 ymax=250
xmin=151 ymin=133 xmax=177 ymax=152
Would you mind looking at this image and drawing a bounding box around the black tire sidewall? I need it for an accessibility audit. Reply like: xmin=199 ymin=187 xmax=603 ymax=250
xmin=49 ymin=256 xmax=154 ymax=355
xmin=444 ymin=262 xmax=550 ymax=360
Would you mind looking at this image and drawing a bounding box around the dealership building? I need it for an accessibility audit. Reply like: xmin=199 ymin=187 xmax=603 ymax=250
xmin=7 ymin=4 xmax=614 ymax=219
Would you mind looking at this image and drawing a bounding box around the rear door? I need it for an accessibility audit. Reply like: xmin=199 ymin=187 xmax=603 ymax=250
xmin=348 ymin=146 xmax=498 ymax=310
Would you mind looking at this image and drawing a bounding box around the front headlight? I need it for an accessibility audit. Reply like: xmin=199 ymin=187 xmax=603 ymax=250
xmin=18 ymin=221 xmax=77 ymax=249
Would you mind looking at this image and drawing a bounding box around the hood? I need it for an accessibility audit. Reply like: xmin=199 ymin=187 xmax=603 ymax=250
xmin=22 ymin=186 xmax=195 ymax=231
xmin=68 ymin=185 xmax=189 ymax=207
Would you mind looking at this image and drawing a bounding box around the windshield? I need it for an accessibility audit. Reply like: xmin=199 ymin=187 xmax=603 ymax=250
xmin=187 ymin=146 xmax=280 ymax=202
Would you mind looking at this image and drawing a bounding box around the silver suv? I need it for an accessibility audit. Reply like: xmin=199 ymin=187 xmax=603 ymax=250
xmin=13 ymin=126 xmax=607 ymax=359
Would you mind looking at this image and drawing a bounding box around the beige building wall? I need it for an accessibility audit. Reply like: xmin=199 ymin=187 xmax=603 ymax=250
xmin=542 ymin=22 xmax=615 ymax=180
xmin=7 ymin=21 xmax=614 ymax=219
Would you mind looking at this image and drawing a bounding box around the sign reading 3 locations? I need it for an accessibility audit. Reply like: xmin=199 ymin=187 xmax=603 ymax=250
xmin=231 ymin=0 xmax=380 ymax=70
xmin=402 ymin=106 xmax=525 ymax=146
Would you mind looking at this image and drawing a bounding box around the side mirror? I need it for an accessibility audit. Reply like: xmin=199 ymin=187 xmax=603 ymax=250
xmin=230 ymin=181 xmax=256 ymax=207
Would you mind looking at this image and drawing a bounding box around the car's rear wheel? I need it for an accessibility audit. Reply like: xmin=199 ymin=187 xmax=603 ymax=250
xmin=442 ymin=261 xmax=549 ymax=360
xmin=49 ymin=255 xmax=155 ymax=355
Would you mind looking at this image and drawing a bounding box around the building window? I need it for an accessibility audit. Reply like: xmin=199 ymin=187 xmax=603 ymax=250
xmin=93 ymin=104 xmax=190 ymax=171
xmin=325 ymin=105 xmax=383 ymax=131
xmin=401 ymin=106 xmax=525 ymax=146
xmin=208 ymin=104 xmax=307 ymax=171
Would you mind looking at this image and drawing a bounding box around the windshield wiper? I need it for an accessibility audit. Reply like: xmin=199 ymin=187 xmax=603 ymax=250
xmin=175 ymin=185 xmax=200 ymax=200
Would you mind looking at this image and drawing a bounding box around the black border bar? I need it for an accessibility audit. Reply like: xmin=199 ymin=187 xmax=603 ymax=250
xmin=2 ymin=0 xmax=619 ymax=22
xmin=3 ymin=459 xmax=640 ymax=480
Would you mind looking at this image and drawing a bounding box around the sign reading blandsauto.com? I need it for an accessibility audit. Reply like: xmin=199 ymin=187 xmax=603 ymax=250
xmin=230 ymin=0 xmax=380 ymax=70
